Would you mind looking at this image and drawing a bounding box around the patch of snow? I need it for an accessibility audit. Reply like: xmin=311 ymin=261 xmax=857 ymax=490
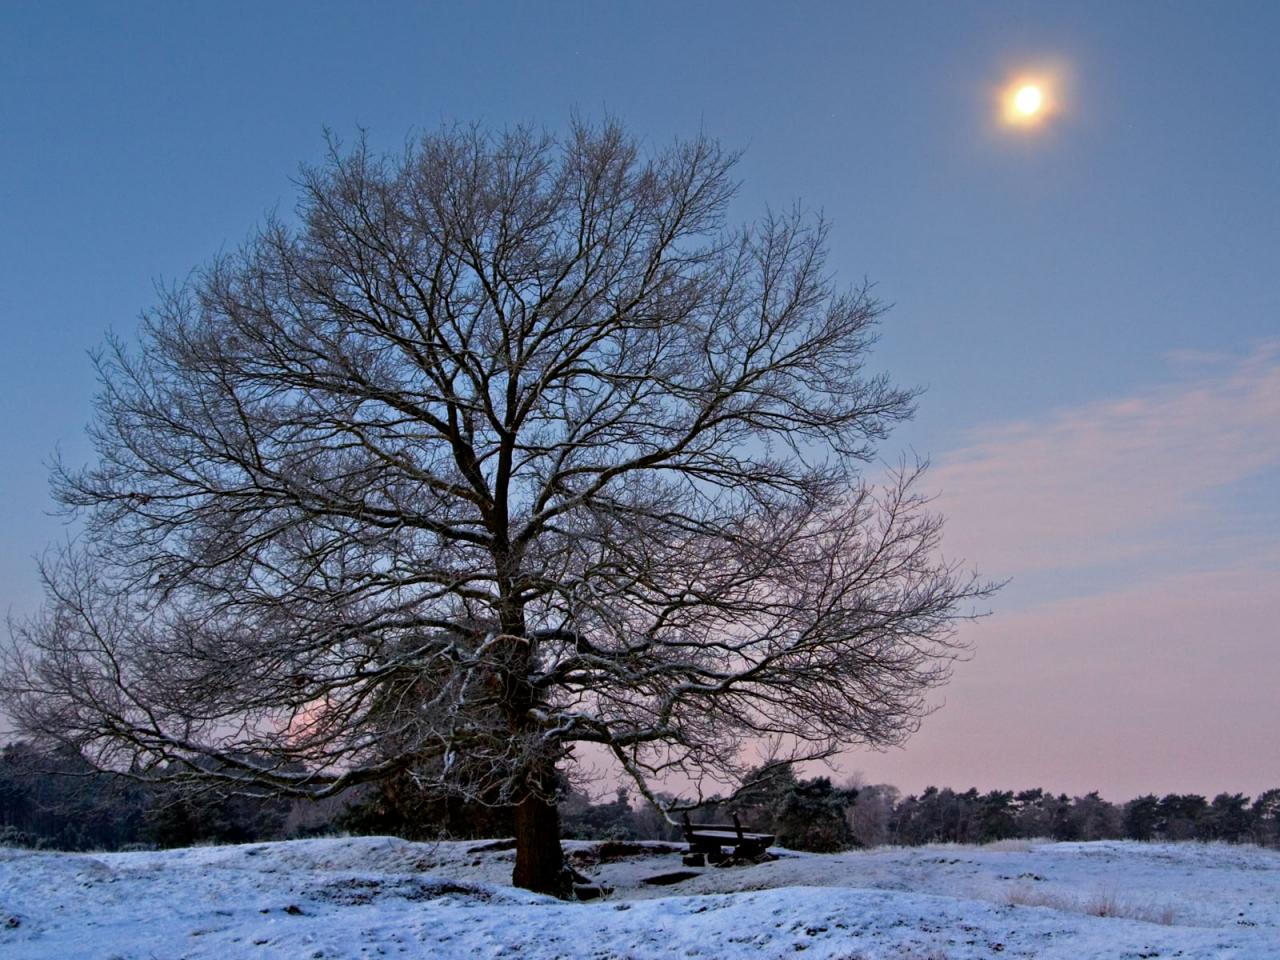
xmin=1 ymin=837 xmax=1277 ymax=958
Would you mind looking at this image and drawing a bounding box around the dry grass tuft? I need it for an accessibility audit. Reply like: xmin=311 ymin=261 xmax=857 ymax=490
xmin=1004 ymin=884 xmax=1175 ymax=925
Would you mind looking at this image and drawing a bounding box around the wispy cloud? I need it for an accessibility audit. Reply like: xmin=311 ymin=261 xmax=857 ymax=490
xmin=931 ymin=342 xmax=1280 ymax=576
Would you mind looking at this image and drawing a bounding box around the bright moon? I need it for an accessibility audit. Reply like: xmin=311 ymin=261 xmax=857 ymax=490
xmin=1000 ymin=74 xmax=1057 ymax=127
xmin=1014 ymin=85 xmax=1042 ymax=115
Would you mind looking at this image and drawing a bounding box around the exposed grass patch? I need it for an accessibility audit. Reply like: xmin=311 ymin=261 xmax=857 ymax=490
xmin=916 ymin=837 xmax=1048 ymax=853
xmin=980 ymin=839 xmax=1037 ymax=853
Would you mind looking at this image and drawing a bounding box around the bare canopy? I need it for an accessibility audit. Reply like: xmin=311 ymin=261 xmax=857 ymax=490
xmin=3 ymin=120 xmax=991 ymax=894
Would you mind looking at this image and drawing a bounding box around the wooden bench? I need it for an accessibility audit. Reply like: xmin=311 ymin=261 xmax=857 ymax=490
xmin=681 ymin=812 xmax=774 ymax=862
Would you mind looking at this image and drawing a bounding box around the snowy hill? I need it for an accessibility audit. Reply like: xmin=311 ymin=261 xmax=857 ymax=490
xmin=2 ymin=836 xmax=1278 ymax=958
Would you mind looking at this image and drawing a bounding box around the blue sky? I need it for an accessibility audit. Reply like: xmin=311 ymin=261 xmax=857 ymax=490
xmin=2 ymin=1 xmax=1277 ymax=797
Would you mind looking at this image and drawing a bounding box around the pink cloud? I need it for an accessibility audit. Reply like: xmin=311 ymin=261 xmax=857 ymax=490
xmin=845 ymin=561 xmax=1280 ymax=799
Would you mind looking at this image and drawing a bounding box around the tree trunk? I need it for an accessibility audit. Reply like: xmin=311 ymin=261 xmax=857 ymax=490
xmin=512 ymin=785 xmax=567 ymax=896
xmin=492 ymin=545 xmax=567 ymax=896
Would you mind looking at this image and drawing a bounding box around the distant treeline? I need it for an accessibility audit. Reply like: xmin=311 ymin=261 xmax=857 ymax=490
xmin=0 ymin=742 xmax=304 ymax=851
xmin=3 ymin=742 xmax=1278 ymax=854
xmin=558 ymin=766 xmax=1280 ymax=853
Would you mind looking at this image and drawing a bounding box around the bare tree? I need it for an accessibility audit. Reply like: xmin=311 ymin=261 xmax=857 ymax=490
xmin=2 ymin=120 xmax=991 ymax=895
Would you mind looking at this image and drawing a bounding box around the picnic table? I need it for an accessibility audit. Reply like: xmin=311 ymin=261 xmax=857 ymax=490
xmin=681 ymin=812 xmax=774 ymax=862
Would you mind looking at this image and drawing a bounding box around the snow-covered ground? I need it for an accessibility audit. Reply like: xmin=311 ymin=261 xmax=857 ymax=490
xmin=2 ymin=836 xmax=1277 ymax=959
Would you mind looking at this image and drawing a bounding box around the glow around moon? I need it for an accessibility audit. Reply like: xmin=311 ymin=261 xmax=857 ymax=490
xmin=997 ymin=64 xmax=1069 ymax=129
